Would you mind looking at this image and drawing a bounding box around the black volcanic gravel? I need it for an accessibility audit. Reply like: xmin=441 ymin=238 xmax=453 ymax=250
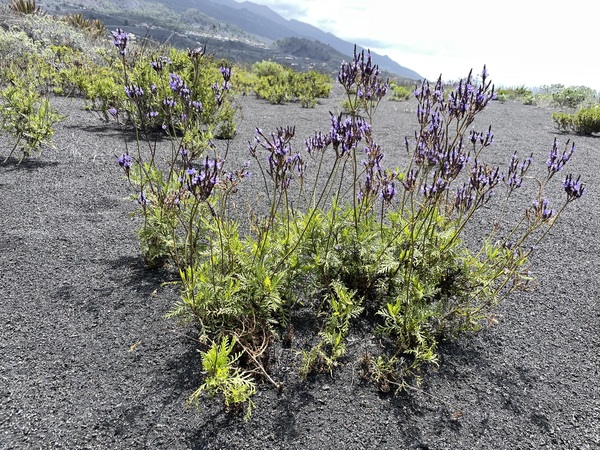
xmin=1 ymin=90 xmax=599 ymax=449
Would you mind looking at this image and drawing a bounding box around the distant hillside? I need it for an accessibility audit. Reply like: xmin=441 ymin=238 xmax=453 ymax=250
xmin=38 ymin=0 xmax=423 ymax=81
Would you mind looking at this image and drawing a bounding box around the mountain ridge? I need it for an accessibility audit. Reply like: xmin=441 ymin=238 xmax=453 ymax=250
xmin=40 ymin=0 xmax=423 ymax=80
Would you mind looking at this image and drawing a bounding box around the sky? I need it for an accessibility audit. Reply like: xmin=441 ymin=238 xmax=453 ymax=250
xmin=236 ymin=0 xmax=600 ymax=91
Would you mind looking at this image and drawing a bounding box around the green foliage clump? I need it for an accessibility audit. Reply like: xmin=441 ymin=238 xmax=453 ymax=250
xmin=300 ymin=281 xmax=363 ymax=377
xmin=390 ymin=84 xmax=413 ymax=102
xmin=388 ymin=82 xmax=413 ymax=101
xmin=296 ymin=69 xmax=332 ymax=107
xmin=0 ymin=7 xmax=105 ymax=55
xmin=495 ymin=86 xmax=533 ymax=104
xmin=252 ymin=60 xmax=331 ymax=106
xmin=8 ymin=0 xmax=43 ymax=15
xmin=188 ymin=336 xmax=256 ymax=420
xmin=0 ymin=73 xmax=65 ymax=163
xmin=551 ymin=85 xmax=597 ymax=109
xmin=552 ymin=106 xmax=600 ymax=135
xmin=63 ymin=13 xmax=107 ymax=38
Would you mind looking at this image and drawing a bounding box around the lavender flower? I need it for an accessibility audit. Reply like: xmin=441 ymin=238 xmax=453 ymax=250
xmin=422 ymin=178 xmax=448 ymax=199
xmin=379 ymin=173 xmax=397 ymax=203
xmin=182 ymin=157 xmax=224 ymax=200
xmin=453 ymin=183 xmax=475 ymax=211
xmin=188 ymin=47 xmax=205 ymax=60
xmin=504 ymin=151 xmax=533 ymax=191
xmin=169 ymin=73 xmax=191 ymax=100
xmin=305 ymin=131 xmax=331 ymax=155
xmin=439 ymin=138 xmax=469 ymax=180
xmin=359 ymin=138 xmax=389 ymax=203
xmin=563 ymin=174 xmax=586 ymax=201
xmin=469 ymin=126 xmax=494 ymax=147
xmin=338 ymin=53 xmax=358 ymax=91
xmin=150 ymin=56 xmax=170 ymax=72
xmin=547 ymin=138 xmax=575 ymax=176
xmin=249 ymin=126 xmax=304 ymax=189
xmin=413 ymin=134 xmax=440 ymax=167
xmin=191 ymin=100 xmax=203 ymax=111
xmin=137 ymin=191 xmax=149 ymax=206
xmin=124 ymin=85 xmax=144 ymax=99
xmin=446 ymin=67 xmax=496 ymax=122
xmin=222 ymin=161 xmax=250 ymax=194
xmin=116 ymin=153 xmax=132 ymax=176
xmin=163 ymin=97 xmax=177 ymax=108
xmin=532 ymin=198 xmax=554 ymax=221
xmin=329 ymin=112 xmax=371 ymax=157
xmin=220 ymin=65 xmax=232 ymax=83
xmin=469 ymin=160 xmax=501 ymax=193
xmin=402 ymin=168 xmax=419 ymax=192
xmin=108 ymin=107 xmax=117 ymax=117
xmin=111 ymin=28 xmax=128 ymax=55
xmin=338 ymin=45 xmax=388 ymax=110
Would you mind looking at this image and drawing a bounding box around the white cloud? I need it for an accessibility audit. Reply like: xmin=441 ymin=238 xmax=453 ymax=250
xmin=236 ymin=0 xmax=600 ymax=90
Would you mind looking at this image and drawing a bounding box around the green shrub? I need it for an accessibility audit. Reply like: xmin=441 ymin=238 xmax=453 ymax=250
xmin=0 ymin=73 xmax=65 ymax=163
xmin=552 ymin=106 xmax=600 ymax=135
xmin=389 ymin=83 xmax=412 ymax=101
xmin=295 ymin=69 xmax=332 ymax=108
xmin=572 ymin=106 xmax=600 ymax=134
xmin=188 ymin=336 xmax=256 ymax=420
xmin=551 ymin=86 xmax=597 ymax=109
xmin=110 ymin=35 xmax=587 ymax=418
xmin=551 ymin=111 xmax=573 ymax=132
xmin=522 ymin=93 xmax=534 ymax=105
xmin=8 ymin=0 xmax=43 ymax=15
xmin=251 ymin=60 xmax=331 ymax=106
xmin=63 ymin=13 xmax=107 ymax=38
xmin=495 ymin=86 xmax=533 ymax=104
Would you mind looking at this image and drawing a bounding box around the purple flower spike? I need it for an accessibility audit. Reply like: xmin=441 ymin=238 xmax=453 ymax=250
xmin=124 ymin=85 xmax=144 ymax=99
xmin=505 ymin=151 xmax=533 ymax=191
xmin=111 ymin=28 xmax=128 ymax=55
xmin=532 ymin=198 xmax=554 ymax=221
xmin=380 ymin=177 xmax=397 ymax=203
xmin=220 ymin=65 xmax=232 ymax=83
xmin=563 ymin=174 xmax=586 ymax=201
xmin=454 ymin=183 xmax=475 ymax=211
xmin=182 ymin=157 xmax=223 ymax=200
xmin=169 ymin=73 xmax=191 ymax=101
xmin=116 ymin=153 xmax=132 ymax=176
xmin=547 ymin=138 xmax=575 ymax=177
xmin=188 ymin=47 xmax=205 ymax=60
xmin=137 ymin=192 xmax=150 ymax=206
xmin=150 ymin=56 xmax=170 ymax=72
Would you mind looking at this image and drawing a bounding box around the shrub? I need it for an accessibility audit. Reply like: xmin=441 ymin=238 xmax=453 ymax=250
xmin=495 ymin=86 xmax=533 ymax=104
xmin=252 ymin=60 xmax=331 ymax=106
xmin=0 ymin=73 xmax=65 ymax=163
xmin=552 ymin=106 xmax=600 ymax=135
xmin=113 ymin=32 xmax=586 ymax=418
xmin=63 ymin=13 xmax=107 ymax=38
xmin=572 ymin=106 xmax=600 ymax=134
xmin=551 ymin=111 xmax=573 ymax=132
xmin=295 ymin=69 xmax=332 ymax=107
xmin=551 ymin=85 xmax=597 ymax=109
xmin=8 ymin=0 xmax=43 ymax=15
xmin=388 ymin=82 xmax=412 ymax=101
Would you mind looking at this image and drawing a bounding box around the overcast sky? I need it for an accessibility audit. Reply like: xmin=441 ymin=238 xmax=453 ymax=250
xmin=236 ymin=0 xmax=600 ymax=91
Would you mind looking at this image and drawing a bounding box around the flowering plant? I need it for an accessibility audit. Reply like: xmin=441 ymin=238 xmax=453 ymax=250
xmin=113 ymin=31 xmax=586 ymax=414
xmin=0 ymin=72 xmax=64 ymax=163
